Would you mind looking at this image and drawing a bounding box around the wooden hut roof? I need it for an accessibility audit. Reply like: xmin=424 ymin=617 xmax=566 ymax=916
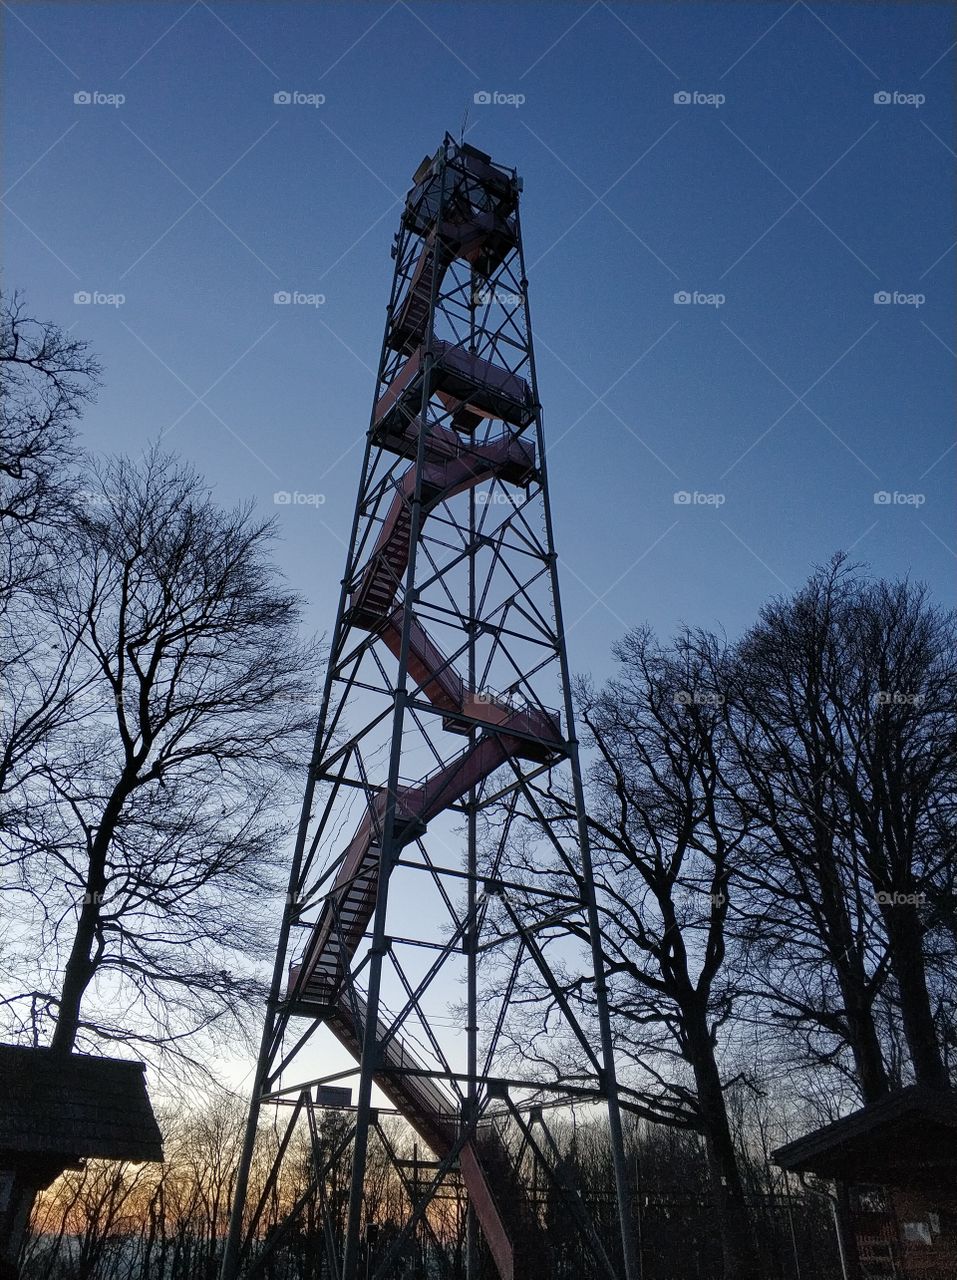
xmin=0 ymin=1045 xmax=163 ymax=1163
xmin=772 ymin=1086 xmax=957 ymax=1185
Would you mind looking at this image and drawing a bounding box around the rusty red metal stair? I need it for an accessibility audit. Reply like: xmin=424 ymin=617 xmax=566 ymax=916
xmin=288 ymin=170 xmax=554 ymax=1280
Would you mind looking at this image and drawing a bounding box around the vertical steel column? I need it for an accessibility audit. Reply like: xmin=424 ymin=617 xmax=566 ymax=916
xmin=340 ymin=139 xmax=452 ymax=1280
xmin=464 ymin=266 xmax=481 ymax=1280
xmin=515 ymin=209 xmax=640 ymax=1280
xmin=218 ymin=256 xmax=402 ymax=1280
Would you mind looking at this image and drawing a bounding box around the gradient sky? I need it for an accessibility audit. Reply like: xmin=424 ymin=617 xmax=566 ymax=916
xmin=3 ymin=1 xmax=954 ymax=1092
xmin=4 ymin=1 xmax=954 ymax=677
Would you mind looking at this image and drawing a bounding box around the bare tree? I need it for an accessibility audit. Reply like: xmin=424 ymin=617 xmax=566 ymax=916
xmin=516 ymin=627 xmax=762 ymax=1280
xmin=721 ymin=570 xmax=891 ymax=1101
xmin=25 ymin=1096 xmax=845 ymax=1280
xmin=0 ymin=288 xmax=98 ymax=540
xmin=0 ymin=291 xmax=100 ymax=967
xmin=4 ymin=448 xmax=318 ymax=1065
xmin=726 ymin=557 xmax=956 ymax=1095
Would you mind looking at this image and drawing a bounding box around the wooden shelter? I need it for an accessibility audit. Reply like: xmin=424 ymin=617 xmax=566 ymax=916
xmin=0 ymin=1045 xmax=162 ymax=1276
xmin=773 ymin=1086 xmax=957 ymax=1280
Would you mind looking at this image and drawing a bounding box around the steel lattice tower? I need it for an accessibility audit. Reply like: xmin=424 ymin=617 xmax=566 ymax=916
xmin=221 ymin=135 xmax=638 ymax=1280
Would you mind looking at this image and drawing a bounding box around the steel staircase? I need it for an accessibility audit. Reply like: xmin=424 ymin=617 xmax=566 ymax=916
xmin=287 ymin=141 xmax=555 ymax=1280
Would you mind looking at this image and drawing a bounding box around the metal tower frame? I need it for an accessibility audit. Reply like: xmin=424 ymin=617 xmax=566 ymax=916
xmin=221 ymin=135 xmax=638 ymax=1280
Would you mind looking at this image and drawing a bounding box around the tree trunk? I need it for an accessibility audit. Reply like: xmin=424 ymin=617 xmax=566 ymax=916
xmin=50 ymin=782 xmax=131 ymax=1053
xmin=50 ymin=884 xmax=102 ymax=1054
xmin=882 ymin=901 xmax=948 ymax=1089
xmin=843 ymin=987 xmax=891 ymax=1103
xmin=814 ymin=838 xmax=890 ymax=1102
xmin=50 ymin=921 xmax=98 ymax=1053
xmin=686 ymin=1012 xmax=762 ymax=1280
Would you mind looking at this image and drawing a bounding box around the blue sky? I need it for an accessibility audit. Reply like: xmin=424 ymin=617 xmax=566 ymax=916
xmin=4 ymin=1 xmax=953 ymax=686
xmin=3 ymin=0 xmax=954 ymax=1108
